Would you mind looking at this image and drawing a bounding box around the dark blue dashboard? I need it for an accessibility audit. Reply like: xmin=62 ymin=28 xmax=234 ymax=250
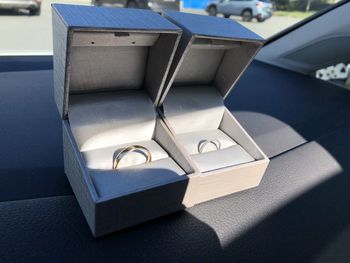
xmin=1 ymin=56 xmax=350 ymax=262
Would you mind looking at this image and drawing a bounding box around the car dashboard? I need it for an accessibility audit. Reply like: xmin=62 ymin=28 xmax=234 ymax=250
xmin=1 ymin=56 xmax=350 ymax=262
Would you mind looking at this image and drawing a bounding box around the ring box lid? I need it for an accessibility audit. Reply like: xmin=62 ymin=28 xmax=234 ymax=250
xmin=159 ymin=11 xmax=265 ymax=105
xmin=52 ymin=4 xmax=182 ymax=119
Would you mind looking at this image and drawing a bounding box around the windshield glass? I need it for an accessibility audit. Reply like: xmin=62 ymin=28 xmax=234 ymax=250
xmin=0 ymin=0 xmax=340 ymax=55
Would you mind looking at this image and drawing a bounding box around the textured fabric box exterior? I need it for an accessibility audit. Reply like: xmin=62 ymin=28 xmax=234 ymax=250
xmin=63 ymin=121 xmax=192 ymax=237
xmin=160 ymin=11 xmax=270 ymax=204
xmin=52 ymin=4 xmax=196 ymax=237
xmin=161 ymin=10 xmax=265 ymax=102
xmin=52 ymin=4 xmax=182 ymax=119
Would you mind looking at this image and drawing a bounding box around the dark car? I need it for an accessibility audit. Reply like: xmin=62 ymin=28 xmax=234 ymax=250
xmin=0 ymin=0 xmax=41 ymax=15
xmin=92 ymin=0 xmax=179 ymax=11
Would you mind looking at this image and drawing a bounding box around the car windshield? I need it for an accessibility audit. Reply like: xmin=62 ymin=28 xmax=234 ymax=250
xmin=0 ymin=0 xmax=340 ymax=55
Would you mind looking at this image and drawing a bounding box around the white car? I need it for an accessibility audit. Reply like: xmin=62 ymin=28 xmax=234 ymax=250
xmin=206 ymin=0 xmax=273 ymax=22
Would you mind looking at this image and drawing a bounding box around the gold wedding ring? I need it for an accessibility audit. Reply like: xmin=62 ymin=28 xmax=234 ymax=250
xmin=113 ymin=145 xmax=152 ymax=170
xmin=198 ymin=139 xmax=221 ymax=153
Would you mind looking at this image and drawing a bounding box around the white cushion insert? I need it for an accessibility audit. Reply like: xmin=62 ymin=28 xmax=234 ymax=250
xmin=177 ymin=129 xmax=236 ymax=155
xmin=163 ymin=86 xmax=225 ymax=133
xmin=69 ymin=90 xmax=156 ymax=152
xmin=82 ymin=140 xmax=168 ymax=170
xmin=90 ymin=158 xmax=186 ymax=199
xmin=191 ymin=145 xmax=255 ymax=172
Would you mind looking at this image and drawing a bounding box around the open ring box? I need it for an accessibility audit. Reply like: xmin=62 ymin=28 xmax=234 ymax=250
xmin=52 ymin=4 xmax=198 ymax=237
xmin=160 ymin=11 xmax=270 ymax=204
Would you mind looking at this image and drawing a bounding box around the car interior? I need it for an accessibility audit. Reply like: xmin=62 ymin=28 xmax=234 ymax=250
xmin=1 ymin=0 xmax=350 ymax=261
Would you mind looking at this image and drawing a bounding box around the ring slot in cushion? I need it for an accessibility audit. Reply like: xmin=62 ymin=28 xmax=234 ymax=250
xmin=90 ymin=158 xmax=186 ymax=199
xmin=163 ymin=86 xmax=225 ymax=133
xmin=83 ymin=140 xmax=169 ymax=170
xmin=69 ymin=91 xmax=156 ymax=152
xmin=191 ymin=145 xmax=255 ymax=172
xmin=177 ymin=129 xmax=236 ymax=155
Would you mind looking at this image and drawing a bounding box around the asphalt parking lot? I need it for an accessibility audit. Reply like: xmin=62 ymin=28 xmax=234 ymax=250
xmin=0 ymin=0 xmax=302 ymax=55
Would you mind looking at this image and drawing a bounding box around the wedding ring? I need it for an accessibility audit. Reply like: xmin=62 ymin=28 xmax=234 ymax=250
xmin=198 ymin=139 xmax=221 ymax=153
xmin=113 ymin=145 xmax=152 ymax=170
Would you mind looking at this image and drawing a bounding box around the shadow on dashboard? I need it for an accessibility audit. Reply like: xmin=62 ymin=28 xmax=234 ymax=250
xmin=226 ymin=61 xmax=350 ymax=159
xmin=217 ymin=125 xmax=350 ymax=262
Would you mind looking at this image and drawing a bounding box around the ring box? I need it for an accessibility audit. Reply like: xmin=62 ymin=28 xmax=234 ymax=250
xmin=159 ymin=11 xmax=270 ymax=204
xmin=52 ymin=4 xmax=197 ymax=237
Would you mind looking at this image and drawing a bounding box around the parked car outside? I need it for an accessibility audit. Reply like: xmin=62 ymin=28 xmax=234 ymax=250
xmin=92 ymin=0 xmax=180 ymax=11
xmin=0 ymin=0 xmax=41 ymax=15
xmin=206 ymin=0 xmax=272 ymax=22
